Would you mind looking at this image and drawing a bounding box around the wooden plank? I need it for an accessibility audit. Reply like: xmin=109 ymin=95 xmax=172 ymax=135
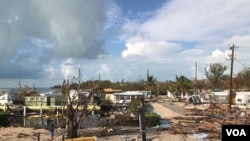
xmin=65 ymin=136 xmax=97 ymax=141
xmin=178 ymin=120 xmax=197 ymax=124
xmin=201 ymin=121 xmax=221 ymax=134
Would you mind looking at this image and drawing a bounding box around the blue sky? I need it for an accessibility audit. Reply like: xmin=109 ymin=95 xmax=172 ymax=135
xmin=1 ymin=0 xmax=250 ymax=88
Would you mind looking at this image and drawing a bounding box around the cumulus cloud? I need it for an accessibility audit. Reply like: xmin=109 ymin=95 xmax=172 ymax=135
xmin=120 ymin=0 xmax=250 ymax=49
xmin=1 ymin=0 xmax=250 ymax=87
xmin=223 ymin=36 xmax=250 ymax=62
xmin=0 ymin=0 xmax=110 ymax=82
xmin=60 ymin=58 xmax=80 ymax=80
xmin=100 ymin=64 xmax=111 ymax=73
xmin=122 ymin=41 xmax=181 ymax=63
xmin=139 ymin=0 xmax=250 ymax=42
xmin=119 ymin=0 xmax=250 ymax=80
xmin=211 ymin=49 xmax=226 ymax=59
xmin=0 ymin=0 xmax=108 ymax=59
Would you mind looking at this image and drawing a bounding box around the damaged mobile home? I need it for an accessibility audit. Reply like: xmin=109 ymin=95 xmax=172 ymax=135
xmin=235 ymin=92 xmax=250 ymax=109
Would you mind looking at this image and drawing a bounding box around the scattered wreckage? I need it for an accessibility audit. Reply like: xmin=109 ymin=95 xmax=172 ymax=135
xmin=167 ymin=95 xmax=250 ymax=141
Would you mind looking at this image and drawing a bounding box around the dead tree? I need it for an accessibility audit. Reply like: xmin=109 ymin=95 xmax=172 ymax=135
xmin=60 ymin=79 xmax=100 ymax=139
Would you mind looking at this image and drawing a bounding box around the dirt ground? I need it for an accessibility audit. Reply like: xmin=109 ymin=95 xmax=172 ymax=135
xmin=0 ymin=127 xmax=198 ymax=141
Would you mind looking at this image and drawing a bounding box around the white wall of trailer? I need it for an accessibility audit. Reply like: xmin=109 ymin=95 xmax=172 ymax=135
xmin=235 ymin=92 xmax=250 ymax=109
xmin=0 ymin=94 xmax=13 ymax=105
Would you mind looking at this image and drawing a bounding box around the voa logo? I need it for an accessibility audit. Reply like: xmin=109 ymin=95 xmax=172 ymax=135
xmin=226 ymin=129 xmax=246 ymax=136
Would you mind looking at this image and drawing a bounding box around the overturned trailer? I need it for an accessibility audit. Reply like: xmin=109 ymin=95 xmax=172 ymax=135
xmin=186 ymin=95 xmax=202 ymax=105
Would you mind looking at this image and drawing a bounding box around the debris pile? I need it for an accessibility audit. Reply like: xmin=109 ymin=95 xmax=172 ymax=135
xmin=168 ymin=104 xmax=250 ymax=140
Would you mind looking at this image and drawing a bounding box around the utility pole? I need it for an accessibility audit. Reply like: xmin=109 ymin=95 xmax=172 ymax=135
xmin=19 ymin=81 xmax=22 ymax=89
xmin=146 ymin=69 xmax=149 ymax=98
xmin=139 ymin=97 xmax=146 ymax=141
xmin=99 ymin=72 xmax=100 ymax=82
xmin=229 ymin=44 xmax=237 ymax=111
xmin=78 ymin=68 xmax=81 ymax=85
xmin=195 ymin=62 xmax=197 ymax=84
xmin=139 ymin=70 xmax=148 ymax=141
xmin=194 ymin=62 xmax=198 ymax=95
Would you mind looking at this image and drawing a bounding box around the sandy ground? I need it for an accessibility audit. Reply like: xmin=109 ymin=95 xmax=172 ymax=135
xmin=0 ymin=102 xmax=200 ymax=141
xmin=0 ymin=126 xmax=198 ymax=141
xmin=149 ymin=102 xmax=183 ymax=119
xmin=0 ymin=127 xmax=60 ymax=141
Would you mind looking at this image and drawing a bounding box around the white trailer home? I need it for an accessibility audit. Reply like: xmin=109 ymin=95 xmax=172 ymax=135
xmin=0 ymin=89 xmax=14 ymax=105
xmin=113 ymin=91 xmax=144 ymax=104
xmin=235 ymin=92 xmax=250 ymax=109
xmin=210 ymin=91 xmax=229 ymax=104
xmin=199 ymin=90 xmax=212 ymax=103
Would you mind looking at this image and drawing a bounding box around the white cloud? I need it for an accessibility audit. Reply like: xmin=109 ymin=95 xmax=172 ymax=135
xmin=122 ymin=41 xmax=181 ymax=63
xmin=118 ymin=0 xmax=250 ymax=81
xmin=105 ymin=2 xmax=122 ymax=30
xmin=223 ymin=36 xmax=250 ymax=61
xmin=211 ymin=49 xmax=226 ymax=59
xmin=2 ymin=0 xmax=250 ymax=87
xmin=181 ymin=49 xmax=204 ymax=56
xmin=224 ymin=36 xmax=250 ymax=48
xmin=120 ymin=0 xmax=250 ymax=45
xmin=60 ymin=58 xmax=79 ymax=80
xmin=0 ymin=0 xmax=111 ymax=87
xmin=138 ymin=0 xmax=250 ymax=42
xmin=0 ymin=0 xmax=109 ymax=60
xmin=101 ymin=64 xmax=111 ymax=73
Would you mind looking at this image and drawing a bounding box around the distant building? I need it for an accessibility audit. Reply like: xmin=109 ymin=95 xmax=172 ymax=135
xmin=113 ymin=91 xmax=145 ymax=104
xmin=104 ymin=88 xmax=122 ymax=102
xmin=25 ymin=93 xmax=61 ymax=106
xmin=0 ymin=89 xmax=14 ymax=105
xmin=103 ymin=88 xmax=152 ymax=104
xmin=210 ymin=90 xmax=229 ymax=104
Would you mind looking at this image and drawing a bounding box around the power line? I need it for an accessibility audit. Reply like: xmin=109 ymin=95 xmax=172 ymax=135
xmin=235 ymin=58 xmax=250 ymax=69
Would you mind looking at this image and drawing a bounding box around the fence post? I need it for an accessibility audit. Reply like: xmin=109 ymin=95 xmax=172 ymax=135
xmin=62 ymin=135 xmax=65 ymax=141
xmin=23 ymin=106 xmax=26 ymax=117
xmin=36 ymin=133 xmax=40 ymax=141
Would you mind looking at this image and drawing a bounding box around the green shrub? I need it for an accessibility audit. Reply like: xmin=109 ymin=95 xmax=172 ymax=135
xmin=129 ymin=99 xmax=140 ymax=117
xmin=109 ymin=111 xmax=160 ymax=127
xmin=113 ymin=114 xmax=139 ymax=126
xmin=145 ymin=112 xmax=160 ymax=127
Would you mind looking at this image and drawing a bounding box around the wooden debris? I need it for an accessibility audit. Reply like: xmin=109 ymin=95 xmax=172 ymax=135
xmin=17 ymin=133 xmax=32 ymax=138
xmin=178 ymin=120 xmax=198 ymax=124
xmin=168 ymin=103 xmax=250 ymax=141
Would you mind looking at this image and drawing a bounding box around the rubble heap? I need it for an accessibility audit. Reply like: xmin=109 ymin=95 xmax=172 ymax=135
xmin=168 ymin=104 xmax=250 ymax=140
